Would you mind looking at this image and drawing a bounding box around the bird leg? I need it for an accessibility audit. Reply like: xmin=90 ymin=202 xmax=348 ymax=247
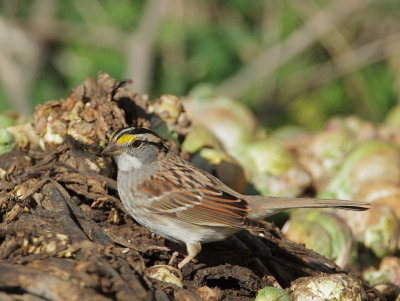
xmin=177 ymin=242 xmax=201 ymax=269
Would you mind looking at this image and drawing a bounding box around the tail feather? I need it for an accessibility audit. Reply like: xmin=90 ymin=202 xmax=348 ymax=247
xmin=247 ymin=196 xmax=370 ymax=220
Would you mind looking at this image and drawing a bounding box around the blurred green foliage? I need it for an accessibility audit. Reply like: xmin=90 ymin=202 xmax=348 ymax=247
xmin=0 ymin=0 xmax=399 ymax=129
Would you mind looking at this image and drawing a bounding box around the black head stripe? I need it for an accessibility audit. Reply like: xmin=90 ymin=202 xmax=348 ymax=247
xmin=130 ymin=127 xmax=158 ymax=136
xmin=110 ymin=128 xmax=126 ymax=141
xmin=110 ymin=127 xmax=160 ymax=142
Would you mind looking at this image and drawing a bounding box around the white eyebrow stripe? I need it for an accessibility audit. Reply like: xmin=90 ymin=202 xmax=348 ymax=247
xmin=114 ymin=128 xmax=135 ymax=140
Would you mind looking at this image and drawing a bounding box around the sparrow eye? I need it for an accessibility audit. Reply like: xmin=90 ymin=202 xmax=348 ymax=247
xmin=131 ymin=140 xmax=143 ymax=149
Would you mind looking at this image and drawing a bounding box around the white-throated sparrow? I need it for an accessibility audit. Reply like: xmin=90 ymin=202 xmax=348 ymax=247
xmin=102 ymin=127 xmax=369 ymax=268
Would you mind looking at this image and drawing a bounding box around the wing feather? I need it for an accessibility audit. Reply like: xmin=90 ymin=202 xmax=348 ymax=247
xmin=140 ymin=177 xmax=265 ymax=230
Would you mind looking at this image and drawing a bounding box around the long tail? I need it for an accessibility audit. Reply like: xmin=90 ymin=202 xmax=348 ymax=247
xmin=247 ymin=196 xmax=370 ymax=220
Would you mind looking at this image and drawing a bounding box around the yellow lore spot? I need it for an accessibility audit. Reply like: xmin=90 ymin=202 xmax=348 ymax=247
xmin=116 ymin=134 xmax=136 ymax=144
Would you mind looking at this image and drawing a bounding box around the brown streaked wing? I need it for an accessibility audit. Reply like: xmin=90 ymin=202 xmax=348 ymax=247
xmin=140 ymin=177 xmax=265 ymax=230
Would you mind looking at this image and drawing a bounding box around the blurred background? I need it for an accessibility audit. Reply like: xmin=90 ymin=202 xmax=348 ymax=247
xmin=1 ymin=0 xmax=400 ymax=130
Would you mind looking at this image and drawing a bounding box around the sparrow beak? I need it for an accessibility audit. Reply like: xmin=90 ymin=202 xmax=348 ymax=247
xmin=101 ymin=142 xmax=124 ymax=156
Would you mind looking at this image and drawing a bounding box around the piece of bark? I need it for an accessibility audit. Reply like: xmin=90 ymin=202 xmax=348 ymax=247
xmin=0 ymin=262 xmax=110 ymax=301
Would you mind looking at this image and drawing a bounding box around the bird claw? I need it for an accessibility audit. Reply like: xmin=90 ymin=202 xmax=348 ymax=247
xmin=178 ymin=254 xmax=196 ymax=269
xmin=168 ymin=251 xmax=179 ymax=265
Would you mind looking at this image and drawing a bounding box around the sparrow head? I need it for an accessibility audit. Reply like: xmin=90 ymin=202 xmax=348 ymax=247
xmin=101 ymin=127 xmax=166 ymax=170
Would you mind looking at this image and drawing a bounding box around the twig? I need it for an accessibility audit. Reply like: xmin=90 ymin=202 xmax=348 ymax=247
xmin=124 ymin=0 xmax=167 ymax=93
xmin=278 ymin=31 xmax=400 ymax=101
xmin=26 ymin=20 xmax=127 ymax=48
xmin=215 ymin=0 xmax=376 ymax=99
xmin=288 ymin=0 xmax=372 ymax=118
xmin=0 ymin=18 xmax=41 ymax=115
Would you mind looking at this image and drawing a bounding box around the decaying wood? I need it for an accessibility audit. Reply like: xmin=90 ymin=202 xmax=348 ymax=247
xmin=0 ymin=262 xmax=110 ymax=301
xmin=0 ymin=72 xmax=382 ymax=300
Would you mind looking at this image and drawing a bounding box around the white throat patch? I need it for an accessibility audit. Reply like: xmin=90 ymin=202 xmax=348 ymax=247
xmin=115 ymin=153 xmax=143 ymax=171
